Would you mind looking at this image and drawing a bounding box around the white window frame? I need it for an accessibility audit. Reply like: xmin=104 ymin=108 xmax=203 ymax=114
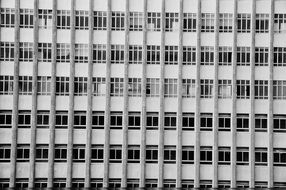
xmin=111 ymin=12 xmax=125 ymax=31
xmin=165 ymin=12 xmax=179 ymax=32
xmin=200 ymin=113 xmax=213 ymax=131
xmin=183 ymin=13 xmax=196 ymax=32
xmin=56 ymin=77 xmax=69 ymax=96
xmin=164 ymin=78 xmax=178 ymax=98
xmin=219 ymin=13 xmax=233 ymax=33
xmin=75 ymin=44 xmax=88 ymax=63
xmin=20 ymin=9 xmax=34 ymax=28
xmin=237 ymin=14 xmax=251 ymax=33
xmin=237 ymin=80 xmax=250 ymax=99
xmin=237 ymin=47 xmax=250 ymax=66
xmin=94 ymin=11 xmax=107 ymax=30
xmin=201 ymin=46 xmax=214 ymax=65
xmin=19 ymin=42 xmax=33 ymax=62
xmin=0 ymin=8 xmax=15 ymax=27
xmin=74 ymin=77 xmax=87 ymax=96
xmin=111 ymin=44 xmax=124 ymax=64
xmin=201 ymin=13 xmax=215 ymax=32
xmin=182 ymin=113 xmax=195 ymax=130
xmin=237 ymin=114 xmax=249 ymax=132
xmin=165 ymin=46 xmax=178 ymax=65
xmin=147 ymin=45 xmax=160 ymax=64
xmin=255 ymin=80 xmax=268 ymax=99
xmin=56 ymin=43 xmax=71 ymax=63
xmin=129 ymin=45 xmax=143 ymax=64
xmin=219 ymin=46 xmax=232 ymax=66
xmin=255 ymin=47 xmax=269 ymax=66
xmin=274 ymin=14 xmax=286 ymax=33
xmin=200 ymin=79 xmax=213 ymax=98
xmin=0 ymin=75 xmax=13 ymax=95
xmin=218 ymin=79 xmax=232 ymax=99
xmin=93 ymin=44 xmax=107 ymax=64
xmin=38 ymin=43 xmax=52 ymax=62
xmin=19 ymin=76 xmax=33 ymax=95
xmin=129 ymin=12 xmax=143 ymax=31
xmin=38 ymin=9 xmax=52 ymax=29
xmin=37 ymin=76 xmax=51 ymax=95
xmin=256 ymin=14 xmax=269 ymax=33
xmin=93 ymin=77 xmax=106 ymax=96
xmin=75 ymin=10 xmax=89 ymax=30
xmin=147 ymin=12 xmax=161 ymax=31
xmin=57 ymin=10 xmax=71 ymax=29
xmin=183 ymin=46 xmax=196 ymax=65
xmin=274 ymin=47 xmax=286 ymax=66
xmin=146 ymin=78 xmax=160 ymax=97
xmin=0 ymin=42 xmax=15 ymax=61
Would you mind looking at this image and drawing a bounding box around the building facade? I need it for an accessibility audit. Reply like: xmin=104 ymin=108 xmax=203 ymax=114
xmin=0 ymin=0 xmax=286 ymax=189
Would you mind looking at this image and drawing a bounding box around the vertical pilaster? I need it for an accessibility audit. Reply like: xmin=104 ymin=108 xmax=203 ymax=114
xmin=29 ymin=0 xmax=39 ymax=188
xmin=9 ymin=0 xmax=20 ymax=188
xmin=84 ymin=0 xmax=94 ymax=187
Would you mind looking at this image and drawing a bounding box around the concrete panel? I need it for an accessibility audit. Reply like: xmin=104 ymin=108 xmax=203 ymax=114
xmin=91 ymin=129 xmax=105 ymax=144
xmin=54 ymin=129 xmax=68 ymax=144
xmin=17 ymin=129 xmax=31 ymax=144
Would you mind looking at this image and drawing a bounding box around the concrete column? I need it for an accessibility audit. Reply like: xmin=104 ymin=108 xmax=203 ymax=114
xmin=176 ymin=0 xmax=183 ymax=188
xmin=84 ymin=0 xmax=94 ymax=187
xmin=66 ymin=0 xmax=75 ymax=188
xmin=103 ymin=0 xmax=112 ymax=187
xmin=194 ymin=0 xmax=201 ymax=188
xmin=29 ymin=0 xmax=39 ymax=188
xmin=231 ymin=0 xmax=238 ymax=188
xmin=9 ymin=0 xmax=20 ymax=188
xmin=121 ymin=0 xmax=130 ymax=188
xmin=47 ymin=0 xmax=57 ymax=187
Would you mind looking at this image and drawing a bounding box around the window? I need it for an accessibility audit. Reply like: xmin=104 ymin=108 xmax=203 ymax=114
xmin=54 ymin=145 xmax=67 ymax=161
xmin=200 ymin=113 xmax=213 ymax=131
xmin=72 ymin=179 xmax=84 ymax=189
xmin=146 ymin=112 xmax=159 ymax=130
xmin=165 ymin=46 xmax=178 ymax=65
xmin=183 ymin=46 xmax=196 ymax=65
xmin=94 ymin=11 xmax=107 ymax=30
xmin=110 ymin=112 xmax=123 ymax=129
xmin=91 ymin=178 xmax=103 ymax=188
xmin=237 ymin=47 xmax=250 ymax=66
xmin=183 ymin=13 xmax=196 ymax=32
xmin=165 ymin=13 xmax=179 ymax=32
xmin=128 ymin=112 xmax=141 ymax=129
xmin=237 ymin=80 xmax=250 ymax=99
xmin=74 ymin=77 xmax=87 ymax=96
xmin=19 ymin=42 xmax=33 ymax=62
xmin=182 ymin=180 xmax=194 ymax=189
xmin=146 ymin=146 xmax=158 ymax=163
xmin=74 ymin=111 xmax=86 ymax=128
xmin=55 ymin=111 xmax=68 ymax=128
xmin=75 ymin=44 xmax=88 ymax=63
xmin=93 ymin=77 xmax=106 ymax=96
xmin=164 ymin=179 xmax=176 ymax=189
xmin=56 ymin=77 xmax=69 ymax=96
xmin=111 ymin=45 xmax=124 ymax=64
xmin=0 ymin=42 xmax=15 ymax=61
xmin=0 ymin=145 xmax=11 ymax=162
xmin=37 ymin=111 xmax=49 ymax=128
xmin=255 ymin=80 xmax=268 ymax=99
xmin=237 ymin=147 xmax=249 ymax=165
xmin=255 ymin=47 xmax=269 ymax=66
xmin=164 ymin=79 xmax=177 ymax=97
xmin=147 ymin=12 xmax=161 ymax=31
xmin=0 ymin=111 xmax=12 ymax=128
xmin=129 ymin=45 xmax=143 ymax=64
xmin=255 ymin=148 xmax=267 ymax=165
xmin=255 ymin=114 xmax=267 ymax=132
xmin=128 ymin=145 xmax=140 ymax=163
xmin=147 ymin=45 xmax=160 ymax=64
xmin=164 ymin=146 xmax=176 ymax=163
xmin=256 ymin=14 xmax=269 ymax=33
xmin=128 ymin=78 xmax=141 ymax=97
xmin=37 ymin=76 xmax=51 ymax=95
xmin=38 ymin=43 xmax=52 ymax=62
xmin=200 ymin=79 xmax=213 ymax=98
xmin=130 ymin=12 xmax=143 ymax=31
xmin=75 ymin=10 xmax=88 ymax=30
xmin=73 ymin=146 xmax=85 ymax=162
xmin=200 ymin=147 xmax=212 ymax=164
xmin=255 ymin=182 xmax=268 ymax=189
xmin=274 ymin=149 xmax=286 ymax=166
xmin=18 ymin=111 xmax=31 ymax=128
xmin=237 ymin=114 xmax=249 ymax=132
xmin=38 ymin=9 xmax=52 ymax=29
xmin=274 ymin=47 xmax=286 ymax=66
xmin=111 ymin=12 xmax=125 ymax=31
xmin=110 ymin=145 xmax=122 ymax=163
xmin=218 ymin=181 xmax=231 ymax=189
xmin=164 ymin=113 xmax=177 ymax=130
xmin=91 ymin=145 xmax=104 ymax=162
xmin=274 ymin=115 xmax=286 ymax=132
xmin=219 ymin=47 xmax=232 ymax=66
xmin=93 ymin=44 xmax=107 ymax=64
xmin=200 ymin=180 xmax=212 ymax=188
xmin=237 ymin=181 xmax=249 ymax=188
xmin=218 ymin=80 xmax=232 ymax=99
xmin=17 ymin=145 xmax=30 ymax=161
xmin=274 ymin=14 xmax=286 ymax=33
xmin=274 ymin=80 xmax=286 ymax=99
xmin=110 ymin=78 xmax=124 ymax=97
xmin=274 ymin=182 xmax=286 ymax=188
xmin=182 ymin=79 xmax=195 ymax=98
xmin=92 ymin=112 xmax=104 ymax=129
xmin=56 ymin=43 xmax=71 ymax=63
xmin=36 ymin=145 xmax=49 ymax=161
xmin=218 ymin=113 xmax=231 ymax=131
xmin=219 ymin=13 xmax=233 ymax=32
xmin=201 ymin=46 xmax=214 ymax=65
xmin=19 ymin=76 xmax=33 ymax=95
xmin=57 ymin=10 xmax=70 ymax=29
xmin=127 ymin=179 xmax=139 ymax=189
xmin=182 ymin=113 xmax=195 ymax=130
xmin=0 ymin=75 xmax=13 ymax=95
xmin=201 ymin=13 xmax=215 ymax=32
xmin=146 ymin=179 xmax=158 ymax=189
xmin=0 ymin=8 xmax=15 ymax=27
xmin=237 ymin=14 xmax=251 ymax=33
xmin=109 ymin=178 xmax=121 ymax=189
xmin=146 ymin=78 xmax=160 ymax=97
xmin=35 ymin=179 xmax=48 ymax=188
xmin=182 ymin=146 xmax=194 ymax=164
xmin=53 ymin=178 xmax=66 ymax=188
xmin=16 ymin=179 xmax=29 ymax=189
xmin=20 ymin=9 xmax=33 ymax=28
xmin=218 ymin=147 xmax=231 ymax=165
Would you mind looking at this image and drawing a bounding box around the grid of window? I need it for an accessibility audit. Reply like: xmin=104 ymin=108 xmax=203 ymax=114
xmin=94 ymin=11 xmax=107 ymax=30
xmin=0 ymin=8 xmax=15 ymax=27
xmin=0 ymin=145 xmax=11 ymax=161
xmin=255 ymin=114 xmax=267 ymax=132
xmin=201 ymin=13 xmax=215 ymax=32
xmin=165 ymin=46 xmax=178 ymax=65
xmin=111 ymin=12 xmax=125 ymax=31
xmin=237 ymin=14 xmax=251 ymax=33
xmin=55 ymin=77 xmax=69 ymax=96
xmin=38 ymin=9 xmax=52 ymax=29
xmin=256 ymin=14 xmax=269 ymax=33
xmin=218 ymin=147 xmax=231 ymax=165
xmin=147 ymin=45 xmax=160 ymax=64
xmin=56 ymin=43 xmax=71 ymax=63
xmin=165 ymin=13 xmax=179 ymax=32
xmin=237 ymin=80 xmax=250 ymax=99
xmin=111 ymin=45 xmax=124 ymax=64
xmin=200 ymin=113 xmax=213 ymax=131
xmin=182 ymin=79 xmax=195 ymax=98
xmin=146 ymin=78 xmax=160 ymax=97
xmin=200 ymin=147 xmax=212 ymax=164
xmin=110 ymin=112 xmax=123 ymax=129
xmin=110 ymin=78 xmax=124 ymax=97
xmin=182 ymin=113 xmax=195 ymax=130
xmin=146 ymin=146 xmax=158 ymax=163
xmin=219 ymin=13 xmax=233 ymax=32
xmin=92 ymin=112 xmax=104 ymax=129
xmin=255 ymin=47 xmax=269 ymax=66
xmin=183 ymin=46 xmax=196 ymax=65
xmin=219 ymin=47 xmax=232 ymax=66
xmin=200 ymin=79 xmax=213 ymax=98
xmin=183 ymin=13 xmax=196 ymax=32
xmin=182 ymin=146 xmax=194 ymax=164
xmin=274 ymin=47 xmax=286 ymax=66
xmin=93 ymin=44 xmax=107 ymax=64
xmin=110 ymin=146 xmax=122 ymax=163
xmin=255 ymin=148 xmax=267 ymax=165
xmin=38 ymin=43 xmax=52 ymax=62
xmin=128 ymin=145 xmax=140 ymax=163
xmin=164 ymin=113 xmax=177 ymax=130
xmin=128 ymin=112 xmax=141 ymax=130
xmin=57 ymin=10 xmax=70 ymax=29
xmin=37 ymin=111 xmax=49 ymax=128
xmin=19 ymin=76 xmax=33 ymax=95
xmin=237 ymin=114 xmax=249 ymax=132
xmin=55 ymin=112 xmax=68 ymax=128
xmin=164 ymin=79 xmax=177 ymax=98
xmin=130 ymin=12 xmax=143 ymax=31
xmin=75 ymin=10 xmax=88 ymax=30
xmin=273 ymin=80 xmax=286 ymax=99
xmin=91 ymin=145 xmax=104 ymax=162
xmin=164 ymin=146 xmax=176 ymax=163
xmin=20 ymin=9 xmax=33 ymax=28
xmin=75 ymin=44 xmax=88 ymax=63
xmin=201 ymin=46 xmax=214 ymax=65
xmin=93 ymin=77 xmax=106 ymax=96
xmin=128 ymin=78 xmax=141 ymax=97
xmin=146 ymin=112 xmax=159 ymax=130
xmin=274 ymin=149 xmax=286 ymax=166
xmin=74 ymin=77 xmax=87 ymax=96
xmin=74 ymin=112 xmax=86 ymax=128
xmin=237 ymin=47 xmax=250 ymax=66
xmin=274 ymin=115 xmax=286 ymax=132
xmin=0 ymin=111 xmax=12 ymax=128
xmin=274 ymin=14 xmax=286 ymax=33
xmin=237 ymin=148 xmax=249 ymax=165
xmin=37 ymin=76 xmax=51 ymax=95
xmin=19 ymin=42 xmax=33 ymax=62
xmin=255 ymin=80 xmax=268 ymax=99
xmin=0 ymin=42 xmax=14 ymax=61
xmin=0 ymin=76 xmax=13 ymax=95
xmin=147 ymin=12 xmax=161 ymax=31
xmin=129 ymin=45 xmax=143 ymax=64
xmin=218 ymin=80 xmax=232 ymax=99
xmin=218 ymin=113 xmax=231 ymax=131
